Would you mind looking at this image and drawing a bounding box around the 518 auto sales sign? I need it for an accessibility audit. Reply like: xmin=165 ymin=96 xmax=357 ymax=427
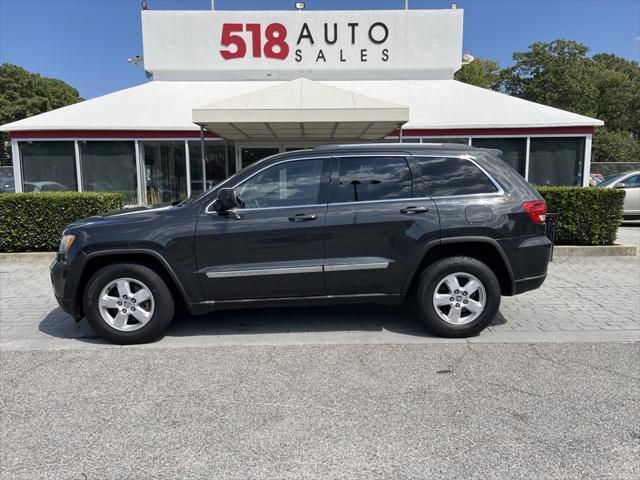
xmin=142 ymin=10 xmax=463 ymax=80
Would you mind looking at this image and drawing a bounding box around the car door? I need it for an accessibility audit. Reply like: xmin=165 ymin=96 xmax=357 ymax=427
xmin=616 ymin=174 xmax=640 ymax=216
xmin=195 ymin=157 xmax=330 ymax=300
xmin=323 ymin=153 xmax=440 ymax=296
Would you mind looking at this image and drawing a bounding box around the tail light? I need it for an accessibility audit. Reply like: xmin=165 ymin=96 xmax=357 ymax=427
xmin=522 ymin=200 xmax=547 ymax=224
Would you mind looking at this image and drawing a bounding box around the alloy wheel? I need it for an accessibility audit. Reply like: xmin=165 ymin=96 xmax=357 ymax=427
xmin=98 ymin=277 xmax=155 ymax=332
xmin=432 ymin=272 xmax=486 ymax=325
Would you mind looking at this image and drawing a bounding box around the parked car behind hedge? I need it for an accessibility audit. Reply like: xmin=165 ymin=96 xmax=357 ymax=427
xmin=537 ymin=187 xmax=625 ymax=245
xmin=0 ymin=192 xmax=124 ymax=252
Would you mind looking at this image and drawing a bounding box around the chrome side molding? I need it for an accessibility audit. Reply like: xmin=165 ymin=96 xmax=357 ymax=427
xmin=204 ymin=257 xmax=391 ymax=278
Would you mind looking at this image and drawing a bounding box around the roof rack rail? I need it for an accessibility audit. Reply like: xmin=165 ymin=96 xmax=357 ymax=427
xmin=313 ymin=142 xmax=474 ymax=151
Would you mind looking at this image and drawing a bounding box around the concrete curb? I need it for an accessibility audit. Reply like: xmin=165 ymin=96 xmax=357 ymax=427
xmin=0 ymin=252 xmax=56 ymax=264
xmin=553 ymin=244 xmax=637 ymax=257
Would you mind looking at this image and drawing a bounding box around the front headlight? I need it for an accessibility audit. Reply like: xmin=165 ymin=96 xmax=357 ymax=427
xmin=59 ymin=234 xmax=76 ymax=253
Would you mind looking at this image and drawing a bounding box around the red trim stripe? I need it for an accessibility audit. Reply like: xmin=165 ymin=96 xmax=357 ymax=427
xmin=8 ymin=130 xmax=219 ymax=139
xmin=7 ymin=125 xmax=594 ymax=139
xmin=396 ymin=126 xmax=594 ymax=136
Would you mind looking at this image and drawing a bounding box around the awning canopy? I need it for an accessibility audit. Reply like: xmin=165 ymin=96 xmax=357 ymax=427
xmin=192 ymin=78 xmax=409 ymax=140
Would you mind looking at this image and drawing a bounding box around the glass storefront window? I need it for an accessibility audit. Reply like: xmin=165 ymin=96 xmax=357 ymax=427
xmin=528 ymin=137 xmax=585 ymax=186
xmin=79 ymin=141 xmax=138 ymax=204
xmin=19 ymin=141 xmax=77 ymax=192
xmin=421 ymin=137 xmax=469 ymax=144
xmin=472 ymin=138 xmax=527 ymax=176
xmin=188 ymin=141 xmax=236 ymax=194
xmin=140 ymin=141 xmax=187 ymax=204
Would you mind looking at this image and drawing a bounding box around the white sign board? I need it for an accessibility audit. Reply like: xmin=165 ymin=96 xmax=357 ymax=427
xmin=142 ymin=9 xmax=463 ymax=80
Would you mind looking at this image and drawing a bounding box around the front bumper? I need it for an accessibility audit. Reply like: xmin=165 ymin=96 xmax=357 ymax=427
xmin=50 ymin=255 xmax=79 ymax=319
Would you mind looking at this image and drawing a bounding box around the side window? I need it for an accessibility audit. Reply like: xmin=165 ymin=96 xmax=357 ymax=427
xmin=415 ymin=156 xmax=498 ymax=197
xmin=235 ymin=159 xmax=324 ymax=209
xmin=331 ymin=156 xmax=414 ymax=203
xmin=619 ymin=175 xmax=640 ymax=188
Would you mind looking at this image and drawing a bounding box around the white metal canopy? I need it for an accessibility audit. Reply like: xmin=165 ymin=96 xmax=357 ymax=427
xmin=191 ymin=78 xmax=409 ymax=140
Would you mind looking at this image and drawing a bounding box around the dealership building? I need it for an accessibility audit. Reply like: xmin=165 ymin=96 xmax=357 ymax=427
xmin=1 ymin=6 xmax=603 ymax=205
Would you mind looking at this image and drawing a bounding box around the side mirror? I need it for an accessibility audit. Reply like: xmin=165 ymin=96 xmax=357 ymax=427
xmin=614 ymin=184 xmax=626 ymax=189
xmin=215 ymin=188 xmax=238 ymax=212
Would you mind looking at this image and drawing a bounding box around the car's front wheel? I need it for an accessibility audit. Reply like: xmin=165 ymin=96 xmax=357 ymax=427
xmin=415 ymin=256 xmax=501 ymax=337
xmin=83 ymin=263 xmax=175 ymax=344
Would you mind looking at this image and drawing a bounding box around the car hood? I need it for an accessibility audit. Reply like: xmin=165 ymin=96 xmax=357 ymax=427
xmin=65 ymin=204 xmax=179 ymax=230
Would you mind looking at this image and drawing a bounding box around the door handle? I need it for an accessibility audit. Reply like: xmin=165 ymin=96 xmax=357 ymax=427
xmin=400 ymin=206 xmax=430 ymax=214
xmin=288 ymin=213 xmax=318 ymax=222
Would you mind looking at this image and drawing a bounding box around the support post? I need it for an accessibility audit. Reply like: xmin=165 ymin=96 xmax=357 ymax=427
xmin=200 ymin=126 xmax=206 ymax=191
xmin=583 ymin=134 xmax=592 ymax=187
xmin=74 ymin=140 xmax=82 ymax=192
xmin=524 ymin=137 xmax=531 ymax=181
xmin=185 ymin=140 xmax=191 ymax=198
xmin=399 ymin=126 xmax=403 ymax=143
xmin=135 ymin=140 xmax=144 ymax=205
xmin=11 ymin=139 xmax=22 ymax=192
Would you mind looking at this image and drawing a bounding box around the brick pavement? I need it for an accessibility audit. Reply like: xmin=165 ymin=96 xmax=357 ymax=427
xmin=1 ymin=228 xmax=638 ymax=350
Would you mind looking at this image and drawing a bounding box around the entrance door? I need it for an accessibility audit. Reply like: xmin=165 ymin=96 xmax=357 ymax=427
xmin=195 ymin=157 xmax=330 ymax=301
xmin=239 ymin=146 xmax=280 ymax=170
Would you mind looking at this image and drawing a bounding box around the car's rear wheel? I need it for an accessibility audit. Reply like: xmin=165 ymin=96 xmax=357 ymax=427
xmin=415 ymin=256 xmax=500 ymax=337
xmin=84 ymin=263 xmax=175 ymax=344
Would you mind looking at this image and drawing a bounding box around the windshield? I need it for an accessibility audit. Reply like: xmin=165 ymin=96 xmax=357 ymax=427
xmin=596 ymin=173 xmax=626 ymax=188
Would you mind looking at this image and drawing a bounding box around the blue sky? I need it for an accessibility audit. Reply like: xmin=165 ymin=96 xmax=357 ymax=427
xmin=1 ymin=0 xmax=638 ymax=99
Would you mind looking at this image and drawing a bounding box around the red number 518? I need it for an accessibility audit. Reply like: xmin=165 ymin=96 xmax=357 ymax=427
xmin=220 ymin=23 xmax=289 ymax=60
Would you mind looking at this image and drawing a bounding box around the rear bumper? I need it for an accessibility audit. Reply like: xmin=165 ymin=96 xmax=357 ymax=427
xmin=514 ymin=273 xmax=547 ymax=295
xmin=503 ymin=235 xmax=551 ymax=296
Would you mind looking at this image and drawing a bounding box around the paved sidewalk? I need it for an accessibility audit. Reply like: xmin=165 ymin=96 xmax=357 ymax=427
xmin=1 ymin=228 xmax=638 ymax=350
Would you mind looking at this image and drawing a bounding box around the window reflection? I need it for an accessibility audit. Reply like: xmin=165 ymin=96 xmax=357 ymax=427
xmin=140 ymin=141 xmax=187 ymax=204
xmin=19 ymin=141 xmax=77 ymax=192
xmin=528 ymin=138 xmax=585 ymax=186
xmin=235 ymin=159 xmax=323 ymax=209
xmin=79 ymin=141 xmax=138 ymax=204
xmin=332 ymin=156 xmax=413 ymax=203
xmin=471 ymin=138 xmax=526 ymax=176
xmin=188 ymin=141 xmax=236 ymax=194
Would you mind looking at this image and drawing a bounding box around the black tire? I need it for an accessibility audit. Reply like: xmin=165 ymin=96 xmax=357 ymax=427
xmin=414 ymin=256 xmax=501 ymax=338
xmin=83 ymin=263 xmax=175 ymax=345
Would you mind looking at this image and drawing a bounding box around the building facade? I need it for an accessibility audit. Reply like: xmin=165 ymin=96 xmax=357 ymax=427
xmin=1 ymin=6 xmax=603 ymax=205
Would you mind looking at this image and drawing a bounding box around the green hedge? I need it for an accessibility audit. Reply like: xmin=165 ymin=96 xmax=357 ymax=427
xmin=0 ymin=192 xmax=124 ymax=252
xmin=537 ymin=187 xmax=625 ymax=246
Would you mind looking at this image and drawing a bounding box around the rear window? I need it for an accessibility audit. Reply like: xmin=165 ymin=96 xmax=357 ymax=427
xmin=415 ymin=156 xmax=498 ymax=197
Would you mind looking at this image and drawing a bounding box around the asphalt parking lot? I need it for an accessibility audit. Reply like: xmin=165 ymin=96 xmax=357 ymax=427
xmin=0 ymin=227 xmax=638 ymax=479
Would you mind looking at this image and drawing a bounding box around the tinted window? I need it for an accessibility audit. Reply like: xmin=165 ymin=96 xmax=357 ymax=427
xmin=332 ymin=156 xmax=413 ymax=203
xmin=471 ymin=138 xmax=526 ymax=176
xmin=19 ymin=141 xmax=77 ymax=192
xmin=235 ymin=159 xmax=324 ymax=209
xmin=528 ymin=137 xmax=585 ymax=186
xmin=415 ymin=156 xmax=498 ymax=197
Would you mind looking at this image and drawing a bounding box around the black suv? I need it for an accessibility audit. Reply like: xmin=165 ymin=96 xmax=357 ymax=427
xmin=51 ymin=144 xmax=551 ymax=344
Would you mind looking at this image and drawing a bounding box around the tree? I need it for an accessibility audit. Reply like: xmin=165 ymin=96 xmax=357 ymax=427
xmin=591 ymin=54 xmax=640 ymax=136
xmin=501 ymin=39 xmax=599 ymax=118
xmin=0 ymin=64 xmax=83 ymax=166
xmin=454 ymin=57 xmax=501 ymax=90
xmin=592 ymin=128 xmax=640 ymax=163
xmin=502 ymin=40 xmax=640 ymax=162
